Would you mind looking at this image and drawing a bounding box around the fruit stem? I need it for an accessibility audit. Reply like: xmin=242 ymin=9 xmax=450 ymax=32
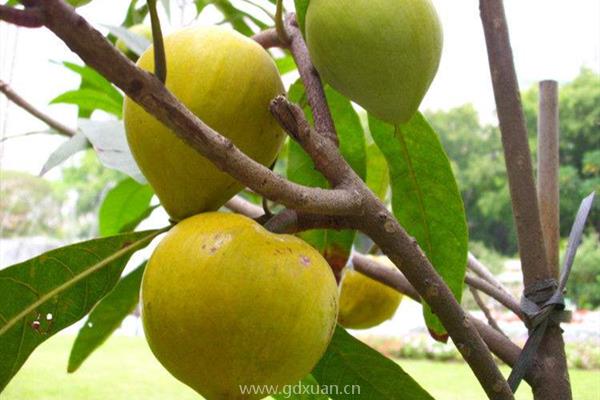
xmin=147 ymin=0 xmax=167 ymax=83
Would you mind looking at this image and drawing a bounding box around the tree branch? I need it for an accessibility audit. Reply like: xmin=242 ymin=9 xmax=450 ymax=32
xmin=0 ymin=4 xmax=44 ymax=27
xmin=480 ymin=3 xmax=570 ymax=398
xmin=33 ymin=0 xmax=360 ymax=216
xmin=225 ymin=196 xmax=264 ymax=219
xmin=251 ymin=28 xmax=282 ymax=49
xmin=352 ymin=251 xmax=529 ymax=380
xmin=284 ymin=14 xmax=338 ymax=145
xmin=352 ymin=196 xmax=514 ymax=399
xmin=537 ymin=80 xmax=560 ymax=278
xmin=469 ymin=286 xmax=506 ymax=335
xmin=479 ymin=0 xmax=550 ymax=288
xmin=465 ymin=274 xmax=524 ymax=319
xmin=0 ymin=79 xmax=77 ymax=137
xmin=468 ymin=253 xmax=513 ymax=297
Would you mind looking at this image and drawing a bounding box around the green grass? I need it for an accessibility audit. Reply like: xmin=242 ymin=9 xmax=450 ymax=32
xmin=3 ymin=335 xmax=599 ymax=399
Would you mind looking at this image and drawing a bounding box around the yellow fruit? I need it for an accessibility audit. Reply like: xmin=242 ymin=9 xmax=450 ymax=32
xmin=306 ymin=0 xmax=443 ymax=124
xmin=116 ymin=24 xmax=152 ymax=55
xmin=124 ymin=26 xmax=285 ymax=221
xmin=142 ymin=212 xmax=339 ymax=399
xmin=338 ymin=255 xmax=403 ymax=329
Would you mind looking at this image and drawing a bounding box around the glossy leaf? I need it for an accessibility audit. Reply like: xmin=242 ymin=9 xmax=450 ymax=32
xmin=287 ymin=82 xmax=366 ymax=272
xmin=313 ymin=326 xmax=434 ymax=399
xmin=370 ymin=113 xmax=468 ymax=339
xmin=0 ymin=229 xmax=165 ymax=391
xmin=99 ymin=178 xmax=154 ymax=236
xmin=78 ymin=119 xmax=146 ymax=183
xmin=68 ymin=262 xmax=146 ymax=372
xmin=294 ymin=0 xmax=310 ymax=35
xmin=50 ymin=89 xmax=123 ymax=118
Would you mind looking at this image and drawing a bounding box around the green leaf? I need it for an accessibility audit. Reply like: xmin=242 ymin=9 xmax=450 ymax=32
xmin=99 ymin=178 xmax=154 ymax=236
xmin=294 ymin=0 xmax=310 ymax=36
xmin=0 ymin=229 xmax=165 ymax=391
xmin=272 ymin=375 xmax=329 ymax=400
xmin=68 ymin=262 xmax=146 ymax=372
xmin=275 ymin=54 xmax=297 ymax=75
xmin=286 ymin=82 xmax=366 ymax=271
xmin=370 ymin=113 xmax=468 ymax=340
xmin=50 ymin=89 xmax=123 ymax=118
xmin=313 ymin=326 xmax=434 ymax=399
xmin=57 ymin=61 xmax=123 ymax=105
xmin=366 ymin=143 xmax=389 ymax=201
xmin=213 ymin=1 xmax=256 ymax=36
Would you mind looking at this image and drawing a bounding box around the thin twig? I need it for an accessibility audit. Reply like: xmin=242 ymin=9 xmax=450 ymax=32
xmin=251 ymin=28 xmax=282 ymax=49
xmin=0 ymin=79 xmax=77 ymax=137
xmin=284 ymin=14 xmax=338 ymax=145
xmin=465 ymin=274 xmax=524 ymax=319
xmin=352 ymin=252 xmax=530 ymax=381
xmin=0 ymin=4 xmax=44 ymax=27
xmin=225 ymin=196 xmax=264 ymax=219
xmin=468 ymin=253 xmax=513 ymax=297
xmin=479 ymin=0 xmax=550 ymax=288
xmin=469 ymin=286 xmax=506 ymax=335
xmin=537 ymin=80 xmax=560 ymax=278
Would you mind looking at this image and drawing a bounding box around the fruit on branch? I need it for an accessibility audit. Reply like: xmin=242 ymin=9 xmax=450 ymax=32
xmin=116 ymin=24 xmax=152 ymax=57
xmin=142 ymin=212 xmax=339 ymax=399
xmin=305 ymin=0 xmax=443 ymax=124
xmin=338 ymin=255 xmax=403 ymax=329
xmin=124 ymin=26 xmax=285 ymax=221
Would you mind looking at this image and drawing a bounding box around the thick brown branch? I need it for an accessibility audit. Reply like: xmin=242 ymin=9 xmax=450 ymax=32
xmin=284 ymin=14 xmax=338 ymax=145
xmin=0 ymin=80 xmax=76 ymax=137
xmin=479 ymin=0 xmax=550 ymax=288
xmin=537 ymin=80 xmax=560 ymax=278
xmin=480 ymin=3 xmax=570 ymax=398
xmin=0 ymin=4 xmax=44 ymax=27
xmin=352 ymin=251 xmax=529 ymax=380
xmin=35 ymin=0 xmax=360 ymax=216
xmin=352 ymin=196 xmax=514 ymax=399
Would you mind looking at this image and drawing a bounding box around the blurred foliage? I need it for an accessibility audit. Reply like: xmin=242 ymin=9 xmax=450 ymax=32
xmin=427 ymin=68 xmax=599 ymax=255
xmin=565 ymin=231 xmax=600 ymax=309
xmin=54 ymin=151 xmax=124 ymax=238
xmin=0 ymin=171 xmax=64 ymax=238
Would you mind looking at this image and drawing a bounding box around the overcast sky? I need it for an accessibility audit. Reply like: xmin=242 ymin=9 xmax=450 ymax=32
xmin=0 ymin=0 xmax=598 ymax=175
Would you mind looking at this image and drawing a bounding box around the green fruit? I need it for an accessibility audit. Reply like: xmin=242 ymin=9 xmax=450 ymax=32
xmin=305 ymin=0 xmax=443 ymax=124
xmin=116 ymin=24 xmax=152 ymax=55
xmin=338 ymin=255 xmax=403 ymax=329
xmin=124 ymin=26 xmax=285 ymax=221
xmin=142 ymin=212 xmax=339 ymax=399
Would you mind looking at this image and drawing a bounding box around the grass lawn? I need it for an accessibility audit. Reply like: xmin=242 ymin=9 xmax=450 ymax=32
xmin=3 ymin=334 xmax=599 ymax=399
